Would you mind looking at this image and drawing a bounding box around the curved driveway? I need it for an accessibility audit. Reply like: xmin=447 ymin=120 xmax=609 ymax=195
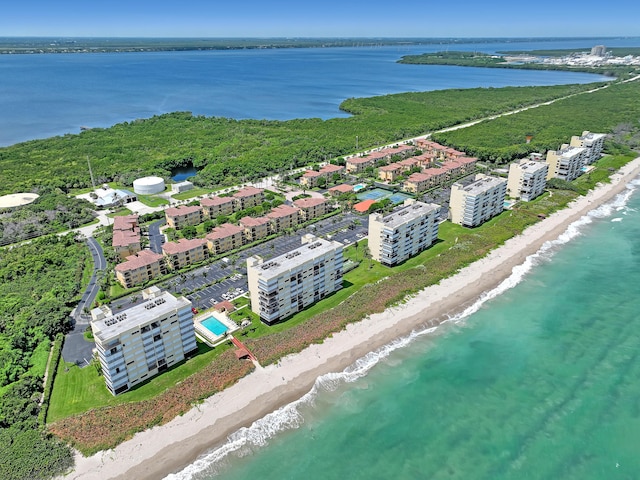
xmin=61 ymin=237 xmax=106 ymax=366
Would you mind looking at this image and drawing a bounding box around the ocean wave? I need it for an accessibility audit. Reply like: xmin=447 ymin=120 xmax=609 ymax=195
xmin=165 ymin=179 xmax=639 ymax=480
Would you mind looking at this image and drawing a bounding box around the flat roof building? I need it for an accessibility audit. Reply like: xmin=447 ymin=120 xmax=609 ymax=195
xmin=507 ymin=159 xmax=549 ymax=201
xmin=570 ymin=131 xmax=606 ymax=165
xmin=369 ymin=200 xmax=441 ymax=266
xmin=91 ymin=287 xmax=196 ymax=395
xmin=545 ymin=146 xmax=586 ymax=181
xmin=449 ymin=174 xmax=507 ymax=228
xmin=247 ymin=235 xmax=344 ymax=324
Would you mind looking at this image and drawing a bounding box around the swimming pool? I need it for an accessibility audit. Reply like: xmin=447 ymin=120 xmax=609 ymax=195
xmin=353 ymin=183 xmax=367 ymax=192
xmin=201 ymin=316 xmax=228 ymax=336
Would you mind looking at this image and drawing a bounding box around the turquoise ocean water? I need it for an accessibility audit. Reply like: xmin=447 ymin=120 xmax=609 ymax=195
xmin=167 ymin=180 xmax=640 ymax=480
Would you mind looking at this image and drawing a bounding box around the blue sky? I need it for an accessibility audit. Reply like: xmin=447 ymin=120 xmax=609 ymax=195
xmin=2 ymin=0 xmax=638 ymax=38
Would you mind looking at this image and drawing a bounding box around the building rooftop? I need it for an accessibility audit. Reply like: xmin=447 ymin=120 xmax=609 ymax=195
xmin=233 ymin=186 xmax=264 ymax=198
xmin=165 ymin=205 xmax=202 ymax=217
xmin=201 ymin=196 xmax=235 ymax=207
xmin=513 ymin=159 xmax=548 ymax=173
xmin=94 ymin=188 xmax=136 ymax=207
xmin=320 ymin=164 xmax=344 ymax=173
xmin=162 ymin=238 xmax=207 ymax=255
xmin=206 ymin=223 xmax=244 ymax=240
xmin=458 ymin=175 xmax=507 ymax=195
xmin=329 ymin=184 xmax=354 ymax=194
xmin=267 ymin=204 xmax=300 ymax=219
xmin=379 ymin=163 xmax=402 ymax=172
xmin=348 ymin=156 xmax=376 ymax=165
xmin=112 ymin=230 xmax=140 ymax=248
xmin=372 ymin=200 xmax=440 ymax=229
xmin=91 ymin=287 xmax=190 ymax=341
xmin=115 ymin=250 xmax=164 ymax=272
xmin=248 ymin=235 xmax=342 ymax=280
xmin=239 ymin=216 xmax=270 ymax=227
xmin=354 ymin=199 xmax=376 ymax=213
xmin=113 ymin=215 xmax=139 ymax=231
xmin=406 ymin=171 xmax=436 ymax=182
xmin=293 ymin=197 xmax=327 ymax=209
xmin=302 ymin=170 xmax=322 ymax=178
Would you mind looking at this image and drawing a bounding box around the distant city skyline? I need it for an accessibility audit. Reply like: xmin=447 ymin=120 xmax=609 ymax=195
xmin=2 ymin=0 xmax=639 ymax=38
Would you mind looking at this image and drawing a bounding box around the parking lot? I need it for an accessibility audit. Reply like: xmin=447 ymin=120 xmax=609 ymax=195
xmin=110 ymin=212 xmax=369 ymax=313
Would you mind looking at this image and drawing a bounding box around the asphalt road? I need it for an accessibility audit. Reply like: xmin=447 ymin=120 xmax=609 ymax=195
xmin=148 ymin=218 xmax=166 ymax=254
xmin=61 ymin=237 xmax=106 ymax=366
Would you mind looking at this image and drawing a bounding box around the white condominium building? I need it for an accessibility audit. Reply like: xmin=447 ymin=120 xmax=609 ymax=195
xmin=545 ymin=146 xmax=587 ymax=181
xmin=368 ymin=200 xmax=441 ymax=266
xmin=570 ymin=131 xmax=606 ymax=165
xmin=247 ymin=235 xmax=344 ymax=324
xmin=91 ymin=287 xmax=197 ymax=395
xmin=449 ymin=174 xmax=507 ymax=228
xmin=506 ymin=159 xmax=549 ymax=201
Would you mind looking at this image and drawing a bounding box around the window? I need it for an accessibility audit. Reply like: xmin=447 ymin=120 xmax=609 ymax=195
xmin=154 ymin=334 xmax=162 ymax=342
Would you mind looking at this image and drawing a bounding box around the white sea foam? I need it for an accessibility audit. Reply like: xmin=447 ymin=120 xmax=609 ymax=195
xmin=165 ymin=178 xmax=640 ymax=480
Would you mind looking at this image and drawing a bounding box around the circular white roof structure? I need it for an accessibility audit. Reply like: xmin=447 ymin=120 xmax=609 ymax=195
xmin=133 ymin=176 xmax=165 ymax=195
xmin=0 ymin=193 xmax=40 ymax=208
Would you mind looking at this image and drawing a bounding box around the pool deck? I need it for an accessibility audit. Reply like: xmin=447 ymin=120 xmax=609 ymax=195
xmin=193 ymin=311 xmax=240 ymax=347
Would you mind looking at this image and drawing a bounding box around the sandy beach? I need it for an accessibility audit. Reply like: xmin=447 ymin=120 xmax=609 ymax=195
xmin=65 ymin=157 xmax=640 ymax=480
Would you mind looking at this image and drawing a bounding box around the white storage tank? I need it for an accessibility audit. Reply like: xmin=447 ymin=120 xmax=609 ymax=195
xmin=133 ymin=176 xmax=165 ymax=195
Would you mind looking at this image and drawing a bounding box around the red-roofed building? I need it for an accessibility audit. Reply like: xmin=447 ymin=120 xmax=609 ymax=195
xmin=404 ymin=171 xmax=439 ymax=193
xmin=354 ymin=199 xmax=377 ymax=213
xmin=239 ymin=216 xmax=271 ymax=242
xmin=113 ymin=215 xmax=139 ymax=232
xmin=165 ymin=205 xmax=203 ymax=229
xmin=206 ymin=223 xmax=244 ymax=255
xmin=233 ymin=186 xmax=264 ymax=210
xmin=214 ymin=300 xmax=236 ymax=313
xmin=162 ymin=238 xmax=208 ymax=270
xmin=112 ymin=230 xmax=142 ymax=260
xmin=346 ymin=156 xmax=376 ymax=173
xmin=378 ymin=163 xmax=403 ymax=182
xmin=328 ymin=184 xmax=354 ymax=196
xmin=115 ymin=250 xmax=167 ymax=288
xmin=267 ymin=204 xmax=300 ymax=232
xmin=300 ymin=164 xmax=345 ymax=188
xmin=112 ymin=215 xmax=141 ymax=260
xmin=201 ymin=196 xmax=235 ymax=218
xmin=293 ymin=197 xmax=329 ymax=221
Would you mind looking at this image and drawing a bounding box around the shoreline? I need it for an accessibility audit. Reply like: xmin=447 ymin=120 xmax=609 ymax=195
xmin=65 ymin=156 xmax=640 ymax=480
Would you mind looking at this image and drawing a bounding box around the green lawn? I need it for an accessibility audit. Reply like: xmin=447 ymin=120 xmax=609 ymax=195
xmin=136 ymin=194 xmax=170 ymax=207
xmin=171 ymin=187 xmax=220 ymax=200
xmin=106 ymin=207 xmax=134 ymax=218
xmin=47 ymin=340 xmax=229 ymax=422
